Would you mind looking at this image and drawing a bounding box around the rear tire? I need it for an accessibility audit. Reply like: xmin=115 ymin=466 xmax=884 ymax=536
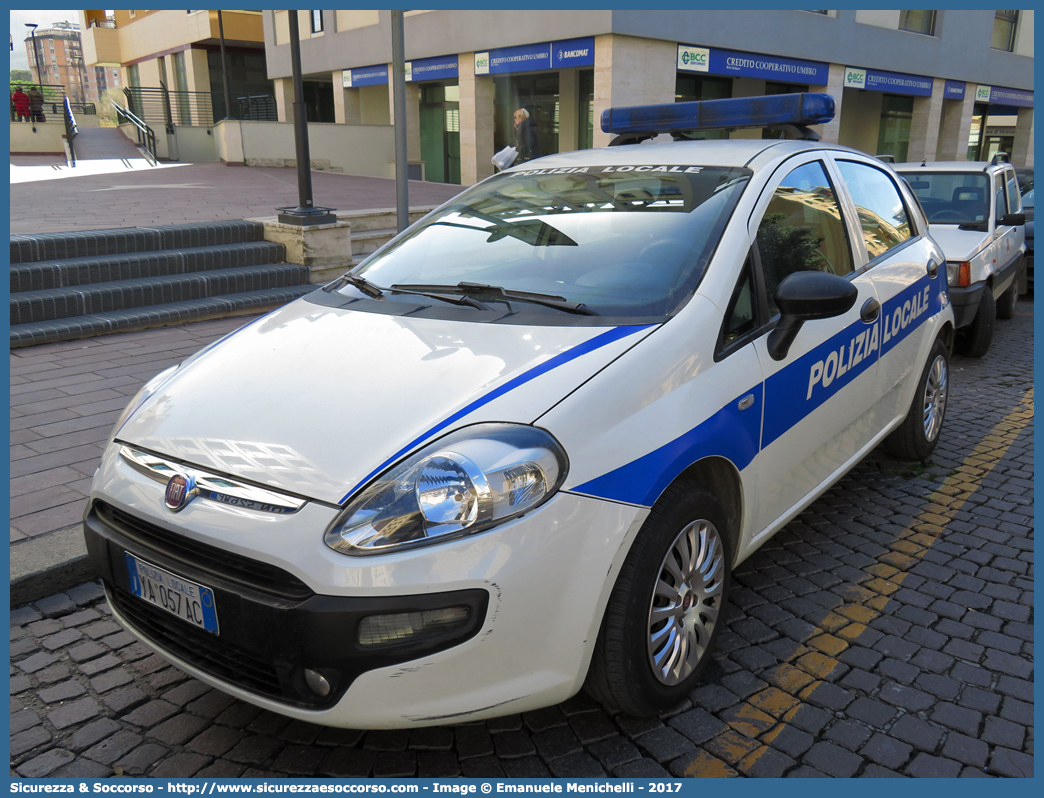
xmin=997 ymin=280 xmax=1018 ymax=320
xmin=955 ymin=287 xmax=995 ymax=358
xmin=884 ymin=338 xmax=949 ymax=461
xmin=585 ymin=482 xmax=732 ymax=716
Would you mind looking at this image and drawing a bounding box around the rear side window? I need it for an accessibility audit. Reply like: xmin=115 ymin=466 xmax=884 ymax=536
xmin=836 ymin=160 xmax=914 ymax=261
xmin=756 ymin=160 xmax=853 ymax=316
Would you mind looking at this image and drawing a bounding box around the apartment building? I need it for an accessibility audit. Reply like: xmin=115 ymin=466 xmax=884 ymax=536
xmin=24 ymin=21 xmax=119 ymax=106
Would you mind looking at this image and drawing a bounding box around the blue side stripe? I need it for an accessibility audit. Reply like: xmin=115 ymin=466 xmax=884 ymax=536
xmin=570 ymin=384 xmax=762 ymax=506
xmin=337 ymin=324 xmax=655 ymax=505
xmin=573 ymin=274 xmax=944 ymax=507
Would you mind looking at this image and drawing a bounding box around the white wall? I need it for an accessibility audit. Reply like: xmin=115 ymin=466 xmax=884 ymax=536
xmin=10 ymin=122 xmax=66 ymax=154
xmin=232 ymin=120 xmax=398 ymax=178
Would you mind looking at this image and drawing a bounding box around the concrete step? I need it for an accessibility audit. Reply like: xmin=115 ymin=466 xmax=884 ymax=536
xmin=11 ymin=241 xmax=288 ymax=293
xmin=11 ymin=220 xmax=266 ymax=265
xmin=11 ymin=264 xmax=311 ymax=326
xmin=10 ymin=286 xmax=315 ymax=348
xmin=351 ymin=227 xmax=398 ymax=258
xmin=335 ymin=206 xmax=439 ymax=233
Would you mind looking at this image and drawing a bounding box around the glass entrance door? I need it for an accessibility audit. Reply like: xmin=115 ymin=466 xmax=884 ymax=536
xmin=419 ymin=83 xmax=460 ymax=184
xmin=494 ymin=72 xmax=560 ymax=159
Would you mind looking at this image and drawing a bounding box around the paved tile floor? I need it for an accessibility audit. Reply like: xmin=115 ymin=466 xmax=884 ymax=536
xmin=10 ymin=301 xmax=1034 ymax=778
xmin=10 ymin=161 xmax=463 ymax=235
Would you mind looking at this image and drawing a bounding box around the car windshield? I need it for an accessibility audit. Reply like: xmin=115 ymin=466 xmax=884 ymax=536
xmin=901 ymin=172 xmax=990 ymax=225
xmin=347 ymin=165 xmax=751 ymax=321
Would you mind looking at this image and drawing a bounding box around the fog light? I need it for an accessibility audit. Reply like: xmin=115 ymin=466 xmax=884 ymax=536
xmin=303 ymin=668 xmax=331 ymax=697
xmin=358 ymin=607 xmax=470 ymax=647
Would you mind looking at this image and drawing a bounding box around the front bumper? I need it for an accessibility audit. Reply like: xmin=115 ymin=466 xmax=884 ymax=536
xmin=86 ymin=502 xmax=489 ymax=709
xmin=948 ymin=281 xmax=986 ymax=328
xmin=87 ymin=444 xmax=646 ymax=727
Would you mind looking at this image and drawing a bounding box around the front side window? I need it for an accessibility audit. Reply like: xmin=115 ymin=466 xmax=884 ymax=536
xmin=902 ymin=172 xmax=990 ymax=225
xmin=899 ymin=10 xmax=936 ymax=35
xmin=1005 ymin=173 xmax=1022 ymax=217
xmin=349 ymin=166 xmax=752 ymax=322
xmin=992 ymin=10 xmax=1018 ymax=51
xmin=836 ymin=160 xmax=913 ymax=261
xmin=756 ymin=160 xmax=854 ymax=316
xmin=994 ymin=175 xmax=1008 ymax=222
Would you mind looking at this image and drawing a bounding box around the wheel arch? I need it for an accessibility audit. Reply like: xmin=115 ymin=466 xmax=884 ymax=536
xmin=664 ymin=455 xmax=744 ymax=568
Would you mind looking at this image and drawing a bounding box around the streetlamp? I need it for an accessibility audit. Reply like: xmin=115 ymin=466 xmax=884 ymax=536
xmin=275 ymin=10 xmax=336 ymax=226
xmin=217 ymin=11 xmax=234 ymax=120
xmin=25 ymin=24 xmax=42 ymax=85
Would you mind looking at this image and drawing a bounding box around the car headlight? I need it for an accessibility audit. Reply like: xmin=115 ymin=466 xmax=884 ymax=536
xmin=325 ymin=423 xmax=568 ymax=556
xmin=108 ymin=364 xmax=179 ymax=443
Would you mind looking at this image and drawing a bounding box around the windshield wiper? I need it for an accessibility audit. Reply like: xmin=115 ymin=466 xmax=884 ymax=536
xmin=332 ymin=273 xmax=384 ymax=298
xmin=388 ymin=285 xmax=491 ymax=311
xmin=392 ymin=282 xmax=598 ymax=316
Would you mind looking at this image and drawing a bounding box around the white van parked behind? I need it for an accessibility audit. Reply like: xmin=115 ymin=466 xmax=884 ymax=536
xmin=895 ymin=155 xmax=1026 ymax=357
xmin=85 ymin=94 xmax=954 ymax=727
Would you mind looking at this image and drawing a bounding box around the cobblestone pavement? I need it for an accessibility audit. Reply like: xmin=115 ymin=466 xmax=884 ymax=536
xmin=10 ymin=301 xmax=1033 ymax=779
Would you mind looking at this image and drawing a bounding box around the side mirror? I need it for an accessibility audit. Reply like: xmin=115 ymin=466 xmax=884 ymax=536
xmin=767 ymin=271 xmax=858 ymax=361
xmin=1000 ymin=212 xmax=1025 ymax=226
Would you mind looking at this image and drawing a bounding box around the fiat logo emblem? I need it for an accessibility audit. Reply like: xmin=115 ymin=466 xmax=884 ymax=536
xmin=164 ymin=474 xmax=195 ymax=512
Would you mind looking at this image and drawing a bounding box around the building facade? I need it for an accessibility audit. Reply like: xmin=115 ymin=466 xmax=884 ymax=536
xmin=261 ymin=9 xmax=1034 ymax=185
xmin=24 ymin=21 xmax=119 ymax=107
xmin=79 ymin=9 xmax=273 ymax=122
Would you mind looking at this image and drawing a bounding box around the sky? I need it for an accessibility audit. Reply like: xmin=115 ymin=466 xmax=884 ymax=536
xmin=10 ymin=9 xmax=79 ymax=71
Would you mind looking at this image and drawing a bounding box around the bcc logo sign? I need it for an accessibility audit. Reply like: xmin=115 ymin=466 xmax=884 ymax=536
xmin=844 ymin=68 xmax=866 ymax=89
xmin=474 ymin=53 xmax=490 ymax=75
xmin=677 ymin=46 xmax=709 ymax=73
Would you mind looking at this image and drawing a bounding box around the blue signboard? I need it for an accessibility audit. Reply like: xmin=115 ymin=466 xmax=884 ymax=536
xmin=345 ymin=64 xmax=388 ymax=88
xmin=864 ymin=68 xmax=933 ymax=96
xmin=678 ymin=44 xmax=828 ymax=85
xmin=407 ymin=54 xmax=458 ymax=83
xmin=984 ymin=85 xmax=1034 ymax=108
xmin=477 ymin=37 xmax=595 ymax=75
xmin=551 ymin=37 xmax=595 ymax=69
xmin=712 ymin=48 xmax=828 ymax=85
xmin=943 ymin=80 xmax=966 ymax=101
xmin=486 ymin=41 xmax=552 ymax=74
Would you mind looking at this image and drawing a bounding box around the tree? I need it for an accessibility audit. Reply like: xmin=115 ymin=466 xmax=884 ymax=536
xmin=11 ymin=69 xmax=33 ymax=83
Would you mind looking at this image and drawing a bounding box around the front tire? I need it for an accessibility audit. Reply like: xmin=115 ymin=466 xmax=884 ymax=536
xmin=585 ymin=482 xmax=732 ymax=716
xmin=884 ymin=337 xmax=949 ymax=461
xmin=955 ymin=287 xmax=995 ymax=358
xmin=997 ymin=280 xmax=1018 ymax=320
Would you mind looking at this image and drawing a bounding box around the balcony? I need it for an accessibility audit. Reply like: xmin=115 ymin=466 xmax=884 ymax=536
xmin=80 ymin=15 xmax=119 ymax=66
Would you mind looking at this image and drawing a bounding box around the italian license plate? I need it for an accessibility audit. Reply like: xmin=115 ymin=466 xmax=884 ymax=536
xmin=125 ymin=553 xmax=219 ymax=635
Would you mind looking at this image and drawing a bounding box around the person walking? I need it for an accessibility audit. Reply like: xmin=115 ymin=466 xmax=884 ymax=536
xmin=12 ymin=88 xmax=31 ymax=122
xmin=513 ymin=107 xmax=540 ymax=164
xmin=28 ymin=88 xmax=45 ymax=122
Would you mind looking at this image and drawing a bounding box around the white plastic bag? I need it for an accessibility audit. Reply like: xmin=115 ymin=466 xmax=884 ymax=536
xmin=491 ymin=145 xmax=518 ymax=171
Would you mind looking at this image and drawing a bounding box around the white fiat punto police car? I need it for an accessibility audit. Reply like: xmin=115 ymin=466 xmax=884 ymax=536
xmin=86 ymin=94 xmax=953 ymax=727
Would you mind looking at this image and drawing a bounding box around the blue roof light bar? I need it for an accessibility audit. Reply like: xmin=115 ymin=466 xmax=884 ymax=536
xmin=601 ymin=93 xmax=835 ymax=136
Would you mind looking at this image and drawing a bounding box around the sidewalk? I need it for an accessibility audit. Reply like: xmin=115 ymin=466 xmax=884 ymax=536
xmin=10 ymin=159 xmax=464 ymax=234
xmin=10 ymin=316 xmax=261 ymax=603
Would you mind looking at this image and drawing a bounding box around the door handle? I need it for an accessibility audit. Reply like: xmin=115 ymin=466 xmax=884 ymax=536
xmin=927 ymin=260 xmax=939 ymax=278
xmin=860 ymin=298 xmax=880 ymax=323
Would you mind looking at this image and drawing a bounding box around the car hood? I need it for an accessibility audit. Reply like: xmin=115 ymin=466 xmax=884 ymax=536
xmin=926 ymin=225 xmax=991 ymax=262
xmin=117 ymin=297 xmax=654 ymax=505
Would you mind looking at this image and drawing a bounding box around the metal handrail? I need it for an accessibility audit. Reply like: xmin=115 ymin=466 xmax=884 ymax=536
xmin=112 ymin=99 xmax=158 ymax=164
xmin=123 ymin=86 xmax=278 ymax=127
xmin=63 ymin=96 xmax=78 ymax=166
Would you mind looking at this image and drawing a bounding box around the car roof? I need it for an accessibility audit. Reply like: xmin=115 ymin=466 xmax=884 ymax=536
xmin=505 ymin=138 xmax=866 ymax=172
xmin=895 ymin=161 xmax=1008 ymax=173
